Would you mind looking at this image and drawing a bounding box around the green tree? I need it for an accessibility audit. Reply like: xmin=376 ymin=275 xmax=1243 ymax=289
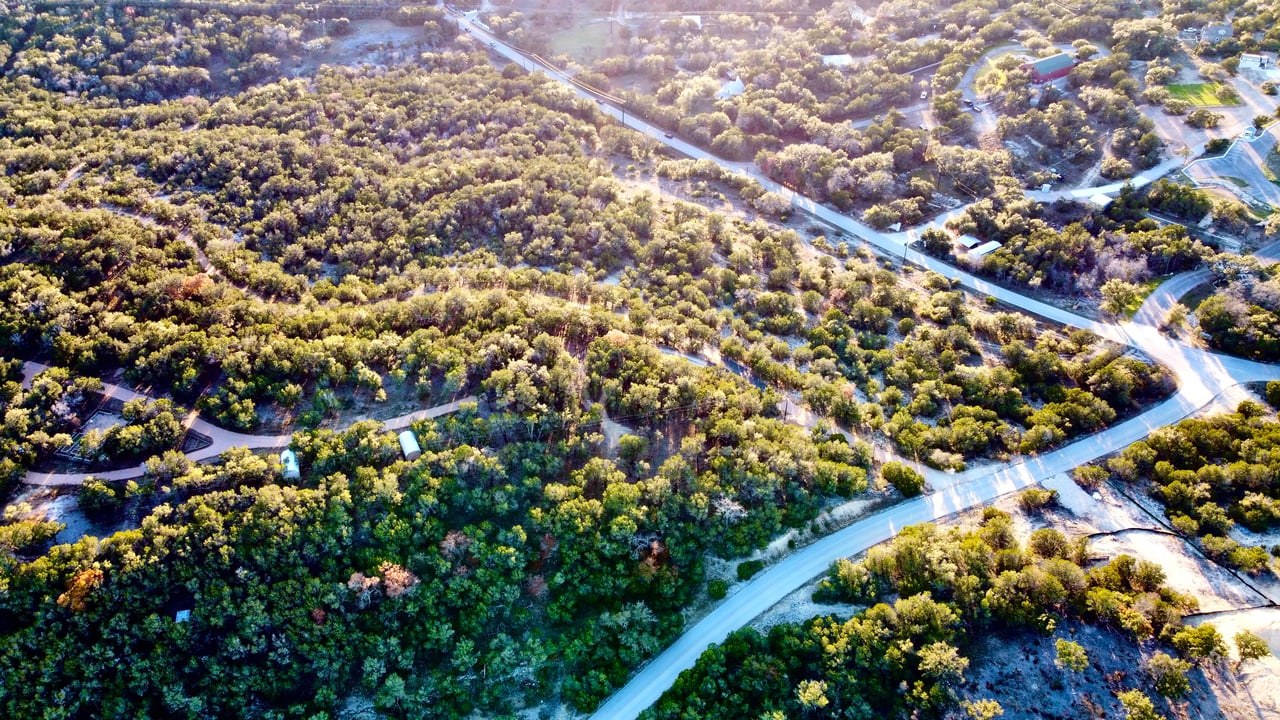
xmin=1171 ymin=624 xmax=1227 ymax=661
xmin=1117 ymin=689 xmax=1163 ymax=720
xmin=1100 ymin=279 xmax=1141 ymax=317
xmin=1055 ymin=639 xmax=1089 ymax=672
xmin=1147 ymin=652 xmax=1191 ymax=698
xmin=796 ymin=679 xmax=829 ymax=709
xmin=963 ymin=699 xmax=1004 ymax=719
xmin=881 ymin=462 xmax=925 ymax=497
xmin=1235 ymin=630 xmax=1271 ymax=669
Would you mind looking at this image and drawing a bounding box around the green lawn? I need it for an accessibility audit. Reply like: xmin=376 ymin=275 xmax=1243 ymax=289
xmin=1123 ymin=278 xmax=1165 ymax=318
xmin=548 ymin=22 xmax=612 ymax=62
xmin=973 ymin=48 xmax=1022 ymax=86
xmin=1166 ymin=83 xmax=1241 ymax=106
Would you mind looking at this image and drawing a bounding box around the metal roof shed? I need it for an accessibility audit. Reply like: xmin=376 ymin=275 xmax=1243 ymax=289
xmin=280 ymin=449 xmax=300 ymax=481
xmin=398 ymin=430 xmax=422 ymax=461
xmin=969 ymin=240 xmax=1003 ymax=257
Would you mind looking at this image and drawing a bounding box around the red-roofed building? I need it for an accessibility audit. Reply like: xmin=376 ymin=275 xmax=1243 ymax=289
xmin=1021 ymin=53 xmax=1076 ymax=83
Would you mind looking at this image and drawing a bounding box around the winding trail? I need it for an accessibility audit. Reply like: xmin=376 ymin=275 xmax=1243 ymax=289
xmin=19 ymin=361 xmax=474 ymax=486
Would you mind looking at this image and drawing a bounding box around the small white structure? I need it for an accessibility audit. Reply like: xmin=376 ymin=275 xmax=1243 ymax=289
xmin=822 ymin=54 xmax=855 ymax=67
xmin=1087 ymin=193 xmax=1113 ymax=209
xmin=280 ymin=449 xmax=300 ymax=481
xmin=969 ymin=240 xmax=1002 ymax=257
xmin=174 ymin=609 xmax=191 ymax=623
xmin=957 ymin=234 xmax=983 ymax=249
xmin=1240 ymin=53 xmax=1270 ymax=70
xmin=398 ymin=430 xmax=422 ymax=461
xmin=716 ymin=78 xmax=745 ymax=99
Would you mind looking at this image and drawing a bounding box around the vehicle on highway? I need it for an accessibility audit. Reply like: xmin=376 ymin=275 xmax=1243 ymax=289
xmin=663 ymin=132 xmax=674 ymax=139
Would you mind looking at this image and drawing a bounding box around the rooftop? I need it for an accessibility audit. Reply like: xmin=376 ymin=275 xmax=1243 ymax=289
xmin=1025 ymin=53 xmax=1075 ymax=75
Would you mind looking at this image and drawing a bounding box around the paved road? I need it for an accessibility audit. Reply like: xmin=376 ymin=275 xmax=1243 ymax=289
xmin=19 ymin=361 xmax=474 ymax=486
xmin=1132 ymin=238 xmax=1280 ymax=329
xmin=448 ymin=14 xmax=1280 ymax=719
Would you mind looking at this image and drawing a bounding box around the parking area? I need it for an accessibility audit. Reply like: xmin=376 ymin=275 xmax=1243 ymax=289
xmin=1184 ymin=125 xmax=1280 ymax=209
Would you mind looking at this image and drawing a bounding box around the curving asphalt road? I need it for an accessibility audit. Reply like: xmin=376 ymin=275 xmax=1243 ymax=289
xmin=19 ymin=361 xmax=475 ymax=486
xmin=1131 ymin=238 xmax=1280 ymax=330
xmin=443 ymin=15 xmax=1280 ymax=719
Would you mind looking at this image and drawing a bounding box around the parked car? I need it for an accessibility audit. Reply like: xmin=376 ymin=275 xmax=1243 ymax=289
xmin=920 ymin=90 xmax=928 ymax=100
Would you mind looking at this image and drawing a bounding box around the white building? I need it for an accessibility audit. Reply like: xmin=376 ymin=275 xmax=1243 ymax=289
xmin=1240 ymin=53 xmax=1271 ymax=70
xmin=716 ymin=78 xmax=745 ymax=99
xmin=280 ymin=449 xmax=300 ymax=481
xmin=398 ymin=430 xmax=422 ymax=461
xmin=969 ymin=241 xmax=1002 ymax=257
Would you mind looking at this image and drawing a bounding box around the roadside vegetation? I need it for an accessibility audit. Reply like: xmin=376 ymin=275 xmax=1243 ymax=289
xmin=644 ymin=515 xmax=1227 ymax=720
xmin=1082 ymin=399 xmax=1280 ymax=576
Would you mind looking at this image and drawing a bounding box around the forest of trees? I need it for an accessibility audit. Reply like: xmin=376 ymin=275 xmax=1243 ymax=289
xmin=2 ymin=0 xmax=1277 ymax=716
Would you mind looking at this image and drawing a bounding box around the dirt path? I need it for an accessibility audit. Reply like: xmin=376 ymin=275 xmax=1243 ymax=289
xmin=56 ymin=162 xmax=85 ymax=192
xmin=1072 ymin=137 xmax=1113 ymax=190
xmin=96 ymin=201 xmax=276 ymax=303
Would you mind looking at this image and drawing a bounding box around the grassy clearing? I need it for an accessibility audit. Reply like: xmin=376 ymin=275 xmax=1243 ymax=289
xmin=1166 ymin=83 xmax=1240 ymax=106
xmin=548 ymin=22 xmax=611 ymax=62
xmin=1180 ymin=283 xmax=1215 ymax=312
xmin=1264 ymin=147 xmax=1280 ymax=185
xmin=973 ymin=48 xmax=1022 ymax=86
xmin=1124 ymin=278 xmax=1165 ymax=318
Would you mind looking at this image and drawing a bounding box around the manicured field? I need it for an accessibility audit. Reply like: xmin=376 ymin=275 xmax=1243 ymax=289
xmin=1166 ymin=83 xmax=1240 ymax=106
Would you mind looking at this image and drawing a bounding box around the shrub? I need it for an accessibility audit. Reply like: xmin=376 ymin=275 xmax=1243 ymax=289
xmin=1265 ymin=380 xmax=1280 ymax=408
xmin=1074 ymin=465 xmax=1108 ymax=490
xmin=1019 ymin=487 xmax=1059 ymax=511
xmin=1171 ymin=624 xmax=1227 ymax=661
xmin=881 ymin=462 xmax=925 ymax=497
xmin=1147 ymin=652 xmax=1192 ymax=698
xmin=737 ymin=559 xmax=765 ymax=581
xmin=1117 ymin=689 xmax=1163 ymax=720
xmin=708 ymin=579 xmax=728 ymax=600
